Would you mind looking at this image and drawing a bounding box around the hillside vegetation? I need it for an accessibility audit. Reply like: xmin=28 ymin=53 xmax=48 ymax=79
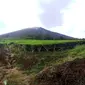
xmin=0 ymin=42 xmax=85 ymax=85
xmin=0 ymin=27 xmax=74 ymax=39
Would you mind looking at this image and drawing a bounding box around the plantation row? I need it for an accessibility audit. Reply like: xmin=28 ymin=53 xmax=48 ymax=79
xmin=0 ymin=39 xmax=83 ymax=45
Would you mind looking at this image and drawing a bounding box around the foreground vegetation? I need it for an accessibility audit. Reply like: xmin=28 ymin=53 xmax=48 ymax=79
xmin=0 ymin=42 xmax=85 ymax=85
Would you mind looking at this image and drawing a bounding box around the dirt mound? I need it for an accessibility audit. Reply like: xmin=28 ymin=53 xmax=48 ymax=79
xmin=31 ymin=58 xmax=85 ymax=85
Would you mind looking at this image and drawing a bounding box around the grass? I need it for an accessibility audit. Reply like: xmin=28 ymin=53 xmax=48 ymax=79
xmin=31 ymin=45 xmax=85 ymax=85
xmin=69 ymin=45 xmax=85 ymax=57
xmin=53 ymin=45 xmax=85 ymax=65
xmin=0 ymin=39 xmax=83 ymax=45
xmin=7 ymin=67 xmax=29 ymax=85
xmin=1 ymin=42 xmax=85 ymax=75
xmin=23 ymin=50 xmax=68 ymax=74
xmin=1 ymin=43 xmax=85 ymax=85
xmin=3 ymin=43 xmax=85 ymax=75
xmin=25 ymin=45 xmax=85 ymax=74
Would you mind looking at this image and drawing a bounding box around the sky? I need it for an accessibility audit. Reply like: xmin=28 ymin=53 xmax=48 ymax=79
xmin=0 ymin=0 xmax=85 ymax=38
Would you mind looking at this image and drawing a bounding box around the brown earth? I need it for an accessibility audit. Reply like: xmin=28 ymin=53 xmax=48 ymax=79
xmin=31 ymin=58 xmax=85 ymax=85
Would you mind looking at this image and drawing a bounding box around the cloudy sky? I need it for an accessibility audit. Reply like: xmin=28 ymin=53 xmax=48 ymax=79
xmin=0 ymin=0 xmax=85 ymax=38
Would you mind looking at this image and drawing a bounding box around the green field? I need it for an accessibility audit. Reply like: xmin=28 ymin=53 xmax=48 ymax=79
xmin=0 ymin=39 xmax=83 ymax=45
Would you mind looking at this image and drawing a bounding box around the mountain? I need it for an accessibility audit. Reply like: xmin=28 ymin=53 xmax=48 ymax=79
xmin=0 ymin=27 xmax=74 ymax=39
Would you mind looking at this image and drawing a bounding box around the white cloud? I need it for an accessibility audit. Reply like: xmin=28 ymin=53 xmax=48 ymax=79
xmin=49 ymin=0 xmax=85 ymax=38
xmin=63 ymin=0 xmax=85 ymax=38
xmin=0 ymin=0 xmax=43 ymax=34
xmin=39 ymin=0 xmax=53 ymax=4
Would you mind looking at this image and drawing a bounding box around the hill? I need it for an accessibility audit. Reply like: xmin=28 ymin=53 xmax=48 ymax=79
xmin=0 ymin=27 xmax=74 ymax=39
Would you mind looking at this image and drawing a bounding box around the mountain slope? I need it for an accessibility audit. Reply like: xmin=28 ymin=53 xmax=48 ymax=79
xmin=0 ymin=27 xmax=74 ymax=39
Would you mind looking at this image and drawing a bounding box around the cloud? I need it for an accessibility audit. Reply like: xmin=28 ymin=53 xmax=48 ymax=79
xmin=0 ymin=0 xmax=43 ymax=34
xmin=38 ymin=0 xmax=72 ymax=28
xmin=0 ymin=21 xmax=6 ymax=28
xmin=47 ymin=0 xmax=85 ymax=38
xmin=62 ymin=0 xmax=85 ymax=38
